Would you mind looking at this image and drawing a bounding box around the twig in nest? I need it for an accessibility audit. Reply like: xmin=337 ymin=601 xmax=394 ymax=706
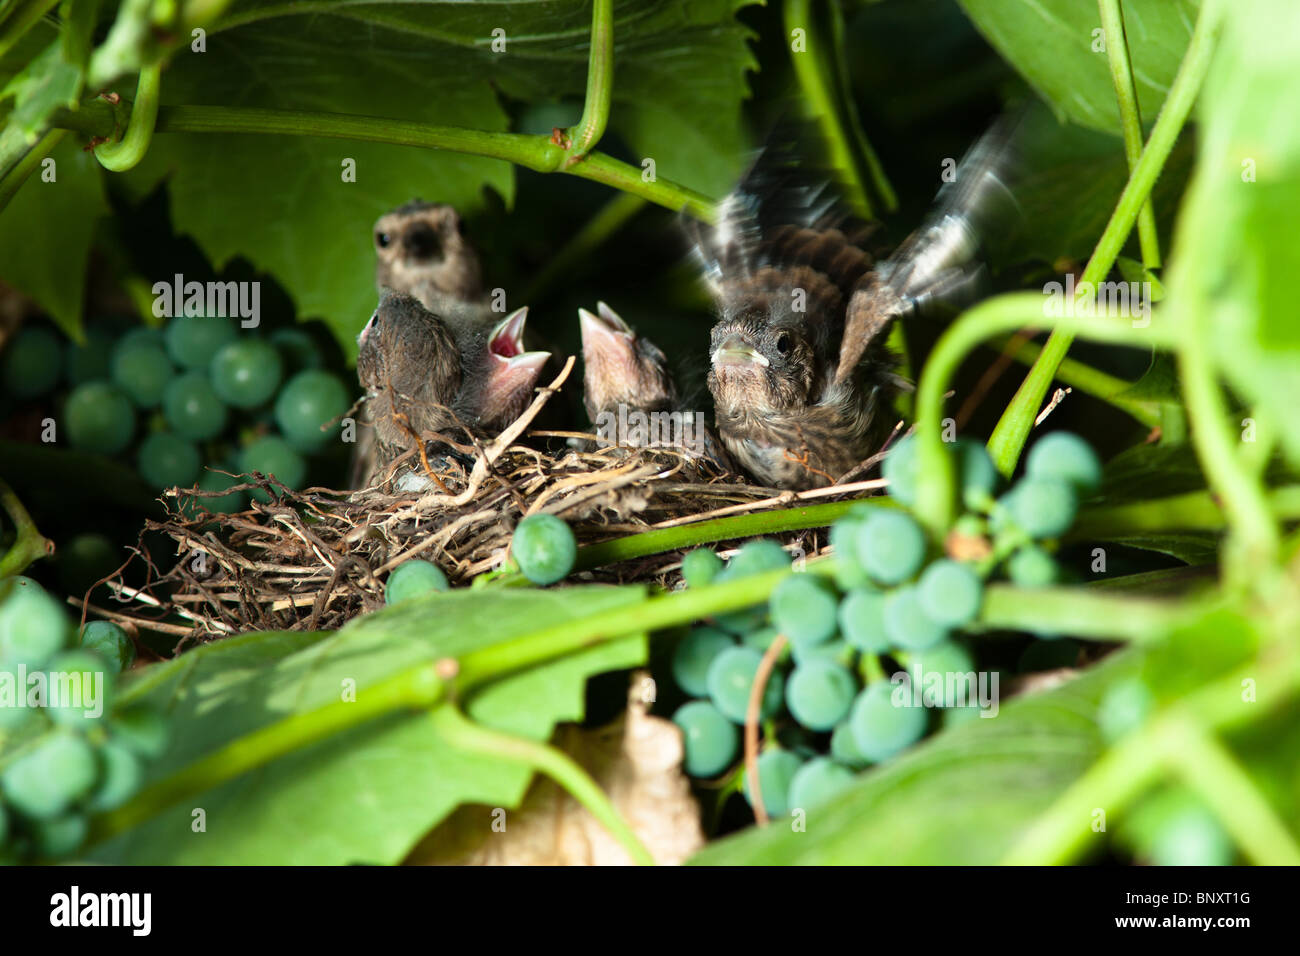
xmin=745 ymin=632 xmax=788 ymax=827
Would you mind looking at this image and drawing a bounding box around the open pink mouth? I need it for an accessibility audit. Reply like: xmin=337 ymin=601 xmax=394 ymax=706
xmin=489 ymin=307 xmax=528 ymax=358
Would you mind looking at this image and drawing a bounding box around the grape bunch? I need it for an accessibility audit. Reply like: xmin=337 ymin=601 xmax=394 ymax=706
xmin=668 ymin=431 xmax=1102 ymax=821
xmin=0 ymin=315 xmax=355 ymax=513
xmin=0 ymin=576 xmax=167 ymax=862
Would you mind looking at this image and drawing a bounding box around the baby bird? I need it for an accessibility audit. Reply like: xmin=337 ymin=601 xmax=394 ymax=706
xmin=579 ymin=301 xmax=727 ymax=467
xmin=698 ymin=120 xmax=1019 ymax=489
xmin=373 ymin=200 xmax=487 ymax=328
xmin=356 ymin=293 xmax=549 ymax=482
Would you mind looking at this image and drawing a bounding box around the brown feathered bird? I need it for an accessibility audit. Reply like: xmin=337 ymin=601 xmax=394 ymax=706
xmin=357 ymin=293 xmax=549 ymax=452
xmin=697 ymin=121 xmax=1019 ymax=489
xmin=579 ymin=301 xmax=727 ymax=467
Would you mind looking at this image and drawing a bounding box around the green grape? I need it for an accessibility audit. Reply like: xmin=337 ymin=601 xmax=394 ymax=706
xmin=769 ymin=574 xmax=839 ymax=647
xmin=0 ymin=576 xmax=72 ymax=667
xmin=269 ymin=327 xmax=324 ymax=373
xmin=713 ymin=606 xmax=768 ymax=637
xmin=79 ymin=621 xmax=135 ymax=673
xmin=137 ymin=431 xmax=201 ymax=488
xmin=31 ymin=813 xmax=88 ymax=859
xmin=1147 ymin=798 xmax=1233 ymax=866
xmin=65 ymin=382 xmax=135 ymax=453
xmin=741 ymin=749 xmax=804 ymax=817
xmin=881 ymin=433 xmax=919 ymax=506
xmin=917 ymin=559 xmax=983 ymax=626
xmin=164 ymin=315 xmax=238 ymax=369
xmin=210 ymin=339 xmax=283 ymax=409
xmin=1004 ymin=477 xmax=1077 ymax=539
xmin=706 ymin=646 xmax=785 ymax=724
xmin=1 ymin=325 xmax=63 ymax=398
xmin=830 ymin=720 xmax=870 ymax=768
xmin=0 ymin=731 xmax=98 ymax=819
xmin=64 ymin=327 xmax=115 ymax=385
xmin=275 ymin=370 xmax=350 ymax=451
xmin=239 ymin=434 xmax=306 ymax=502
xmin=57 ymin=533 xmax=118 ymax=598
xmin=1006 ymin=545 xmax=1059 ymax=588
xmin=790 ymin=636 xmax=851 ymax=667
xmin=954 ymin=438 xmax=999 ymax=509
xmin=672 ymin=700 xmax=738 ymax=777
xmin=1026 ymin=431 xmax=1101 ymax=494
xmin=829 ymin=515 xmax=872 ymax=590
xmin=163 ymin=371 xmax=228 ymax=440
xmin=838 ymin=587 xmax=890 ymax=653
xmin=384 ymin=559 xmax=450 ymax=604
xmin=789 ymin=756 xmax=855 ymax=811
xmin=785 ymin=658 xmax=857 ymax=731
xmin=680 ymin=548 xmax=723 ymax=588
xmin=119 ymin=327 xmax=164 ymax=350
xmin=741 ymin=625 xmax=781 ymax=652
xmin=906 ymin=640 xmax=977 ymax=709
xmin=1097 ymin=677 xmax=1155 ymax=743
xmin=188 ymin=468 xmax=247 ymax=516
xmin=110 ymin=703 xmax=169 ymax=758
xmin=854 ymin=510 xmax=927 ymax=585
xmin=511 ymin=514 xmax=577 ymax=585
xmin=671 ymin=626 xmax=735 ymax=697
xmin=45 ymin=649 xmax=114 ymax=729
xmin=718 ymin=539 xmax=791 ymax=581
xmin=87 ymin=741 xmax=144 ymax=812
xmin=883 ymin=584 xmax=950 ymax=651
xmin=849 ymin=681 xmax=928 ymax=762
xmin=110 ymin=338 xmax=175 ymax=408
xmin=0 ymin=664 xmax=34 ymax=731
xmin=1017 ymin=637 xmax=1079 ymax=672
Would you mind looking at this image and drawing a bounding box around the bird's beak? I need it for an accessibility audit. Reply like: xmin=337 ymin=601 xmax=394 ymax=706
xmin=579 ymin=302 xmax=635 ymax=357
xmin=357 ymin=311 xmax=378 ymax=348
xmin=489 ymin=307 xmax=530 ymax=359
xmin=712 ymin=333 xmax=769 ymax=369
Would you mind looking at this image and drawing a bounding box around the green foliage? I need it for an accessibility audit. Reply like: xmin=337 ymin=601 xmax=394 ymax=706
xmin=87 ymin=586 xmax=647 ymax=864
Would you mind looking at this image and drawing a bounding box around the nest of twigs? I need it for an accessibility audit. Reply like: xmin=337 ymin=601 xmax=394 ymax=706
xmin=93 ymin=359 xmax=888 ymax=644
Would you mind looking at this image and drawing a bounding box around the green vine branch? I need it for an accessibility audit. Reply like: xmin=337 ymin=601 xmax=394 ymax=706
xmin=985 ymin=0 xmax=1225 ymax=477
xmin=52 ymin=103 xmax=717 ymax=221
xmin=431 ymin=705 xmax=656 ymax=865
xmin=1098 ymin=0 xmax=1161 ymax=270
xmin=0 ymin=477 xmax=54 ymax=577
xmin=563 ymin=0 xmax=613 ymax=164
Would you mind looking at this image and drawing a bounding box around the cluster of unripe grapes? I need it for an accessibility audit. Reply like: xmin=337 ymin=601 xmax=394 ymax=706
xmin=1 ymin=317 xmax=354 ymax=509
xmin=668 ymin=430 xmax=1102 ymax=820
xmin=0 ymin=576 xmax=166 ymax=861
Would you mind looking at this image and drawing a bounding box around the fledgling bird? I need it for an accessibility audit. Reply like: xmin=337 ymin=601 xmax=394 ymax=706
xmin=373 ymin=200 xmax=487 ymax=328
xmin=697 ymin=120 xmax=1020 ymax=489
xmin=355 ymin=293 xmax=550 ymax=482
xmin=579 ymin=301 xmax=728 ymax=468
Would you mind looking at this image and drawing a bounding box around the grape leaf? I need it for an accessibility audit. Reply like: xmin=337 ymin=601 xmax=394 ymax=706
xmin=1164 ymin=0 xmax=1300 ymax=469
xmin=689 ymin=651 xmax=1139 ymax=864
xmin=956 ymin=0 xmax=1199 ymax=132
xmin=88 ymin=584 xmax=648 ymax=864
xmin=0 ymin=136 xmax=107 ymax=337
xmin=123 ymin=0 xmax=758 ymax=357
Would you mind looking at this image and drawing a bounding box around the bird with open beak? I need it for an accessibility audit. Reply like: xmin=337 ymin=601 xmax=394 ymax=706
xmin=355 ymin=292 xmax=549 ymax=485
xmin=696 ymin=119 xmax=1019 ymax=490
xmin=579 ymin=301 xmax=728 ymax=468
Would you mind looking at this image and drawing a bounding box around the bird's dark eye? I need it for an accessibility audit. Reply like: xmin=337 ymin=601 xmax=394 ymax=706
xmin=375 ymin=231 xmax=391 ymax=248
xmin=774 ymin=332 xmax=792 ymax=356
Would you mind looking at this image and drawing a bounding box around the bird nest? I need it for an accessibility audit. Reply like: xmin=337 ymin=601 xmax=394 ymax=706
xmin=91 ymin=359 xmax=887 ymax=647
